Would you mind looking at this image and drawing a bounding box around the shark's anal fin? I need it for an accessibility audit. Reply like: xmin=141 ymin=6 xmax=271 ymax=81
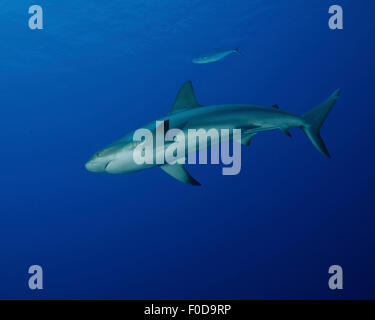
xmin=272 ymin=104 xmax=279 ymax=109
xmin=170 ymin=81 xmax=201 ymax=114
xmin=241 ymin=133 xmax=257 ymax=146
xmin=160 ymin=163 xmax=201 ymax=186
xmin=281 ymin=128 xmax=292 ymax=137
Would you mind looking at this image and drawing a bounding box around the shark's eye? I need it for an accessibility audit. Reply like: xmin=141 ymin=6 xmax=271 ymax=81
xmin=97 ymin=152 xmax=102 ymax=157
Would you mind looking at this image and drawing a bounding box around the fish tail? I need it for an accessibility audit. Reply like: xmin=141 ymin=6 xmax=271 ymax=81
xmin=301 ymin=89 xmax=340 ymax=158
xmin=234 ymin=46 xmax=243 ymax=56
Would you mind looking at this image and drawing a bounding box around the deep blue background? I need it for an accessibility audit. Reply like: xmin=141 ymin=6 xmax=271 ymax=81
xmin=0 ymin=0 xmax=374 ymax=299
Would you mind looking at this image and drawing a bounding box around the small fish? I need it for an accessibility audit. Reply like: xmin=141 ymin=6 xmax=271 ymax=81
xmin=192 ymin=47 xmax=242 ymax=64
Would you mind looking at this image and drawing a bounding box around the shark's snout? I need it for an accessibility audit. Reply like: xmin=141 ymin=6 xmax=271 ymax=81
xmin=85 ymin=159 xmax=97 ymax=172
xmin=85 ymin=158 xmax=109 ymax=173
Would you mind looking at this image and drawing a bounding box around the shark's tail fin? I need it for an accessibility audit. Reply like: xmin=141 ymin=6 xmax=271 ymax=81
xmin=301 ymin=89 xmax=340 ymax=158
xmin=234 ymin=46 xmax=243 ymax=56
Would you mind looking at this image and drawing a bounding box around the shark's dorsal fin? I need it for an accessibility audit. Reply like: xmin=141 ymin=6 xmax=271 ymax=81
xmin=160 ymin=163 xmax=201 ymax=186
xmin=170 ymin=81 xmax=201 ymax=114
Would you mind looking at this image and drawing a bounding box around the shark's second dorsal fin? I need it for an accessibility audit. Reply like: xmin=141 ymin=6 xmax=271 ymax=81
xmin=170 ymin=81 xmax=201 ymax=114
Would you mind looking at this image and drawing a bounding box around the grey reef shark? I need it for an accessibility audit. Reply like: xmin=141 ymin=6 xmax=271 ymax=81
xmin=86 ymin=81 xmax=340 ymax=186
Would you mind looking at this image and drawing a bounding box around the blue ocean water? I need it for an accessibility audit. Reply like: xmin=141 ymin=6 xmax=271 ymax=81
xmin=0 ymin=0 xmax=374 ymax=299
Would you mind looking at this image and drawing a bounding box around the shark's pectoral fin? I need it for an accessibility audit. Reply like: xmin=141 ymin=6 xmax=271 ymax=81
xmin=160 ymin=163 xmax=201 ymax=186
xmin=241 ymin=133 xmax=257 ymax=146
xmin=170 ymin=81 xmax=201 ymax=114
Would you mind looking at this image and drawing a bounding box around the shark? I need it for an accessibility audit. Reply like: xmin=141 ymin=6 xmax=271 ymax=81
xmin=192 ymin=47 xmax=242 ymax=64
xmin=85 ymin=81 xmax=340 ymax=186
